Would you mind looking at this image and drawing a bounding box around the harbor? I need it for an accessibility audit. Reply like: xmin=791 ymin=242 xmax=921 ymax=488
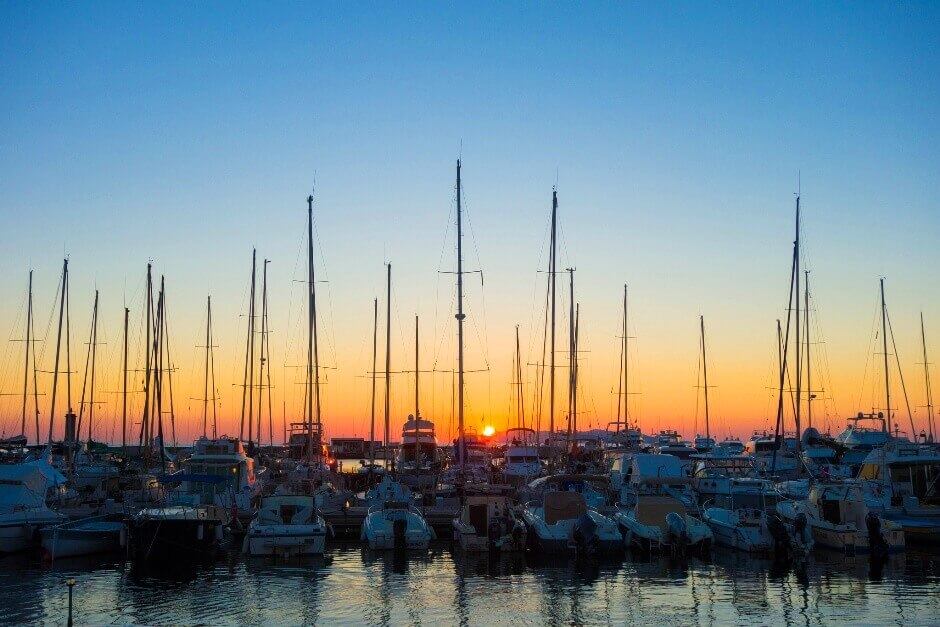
xmin=2 ymin=3 xmax=940 ymax=626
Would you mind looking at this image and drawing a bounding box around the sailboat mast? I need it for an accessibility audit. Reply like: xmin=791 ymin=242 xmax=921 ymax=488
xmin=549 ymin=191 xmax=558 ymax=446
xmin=155 ymin=279 xmax=166 ymax=473
xmin=89 ymin=290 xmax=98 ymax=443
xmin=203 ymin=296 xmax=211 ymax=438
xmin=258 ymin=259 xmax=269 ymax=449
xmin=306 ymin=197 xmax=315 ymax=463
xmin=122 ymin=306 xmax=129 ymax=454
xmin=384 ymin=263 xmax=392 ymax=469
xmin=515 ymin=325 xmax=525 ymax=431
xmin=30 ymin=277 xmax=40 ymax=445
xmin=567 ymin=268 xmax=575 ymax=451
xmin=21 ymin=271 xmax=32 ymax=439
xmin=794 ymin=194 xmax=802 ymax=441
xmin=415 ymin=315 xmax=419 ymax=420
xmin=573 ymin=302 xmax=579 ymax=447
xmin=370 ymin=297 xmax=378 ymax=469
xmin=623 ymin=284 xmax=629 ymax=430
xmin=881 ymin=278 xmax=892 ymax=435
xmin=247 ymin=250 xmax=257 ymax=446
xmin=140 ymin=264 xmax=152 ymax=453
xmin=921 ymin=312 xmax=935 ymax=442
xmin=456 ymin=160 xmax=466 ymax=474
xmin=701 ymin=315 xmax=710 ymax=445
xmin=47 ymin=259 xmax=67 ymax=445
xmin=805 ymin=270 xmax=812 ymax=429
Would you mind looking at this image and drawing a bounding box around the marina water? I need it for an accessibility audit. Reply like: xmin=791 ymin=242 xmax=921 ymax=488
xmin=3 ymin=543 xmax=939 ymax=625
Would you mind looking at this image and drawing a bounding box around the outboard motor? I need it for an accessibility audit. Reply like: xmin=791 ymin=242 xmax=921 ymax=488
xmin=573 ymin=513 xmax=599 ymax=556
xmin=766 ymin=514 xmax=791 ymax=555
xmin=665 ymin=512 xmax=688 ymax=554
xmin=393 ymin=518 xmax=407 ymax=551
xmin=866 ymin=511 xmax=888 ymax=560
xmin=793 ymin=513 xmax=810 ymax=547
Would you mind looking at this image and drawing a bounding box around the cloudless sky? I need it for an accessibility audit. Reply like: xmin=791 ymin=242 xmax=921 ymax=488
xmin=1 ymin=2 xmax=938 ymax=445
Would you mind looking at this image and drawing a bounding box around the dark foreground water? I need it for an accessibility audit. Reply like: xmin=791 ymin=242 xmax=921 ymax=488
xmin=2 ymin=543 xmax=939 ymax=626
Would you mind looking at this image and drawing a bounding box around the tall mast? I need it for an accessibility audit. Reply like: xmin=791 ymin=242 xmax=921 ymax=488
xmin=415 ymin=315 xmax=419 ymax=419
xmin=47 ymin=259 xmax=67 ymax=445
xmin=21 ymin=271 xmax=32 ymax=439
xmin=921 ymin=313 xmax=935 ymax=442
xmin=881 ymin=278 xmax=892 ymax=435
xmin=140 ymin=264 xmax=152 ymax=453
xmin=700 ymin=315 xmax=711 ymax=446
xmin=258 ymin=259 xmax=269 ymax=450
xmin=566 ymin=268 xmax=575 ymax=451
xmin=30 ymin=276 xmax=40 ymax=445
xmin=311 ymin=226 xmax=323 ymax=450
xmin=549 ymin=190 xmax=558 ymax=445
xmin=456 ymin=159 xmax=466 ymax=473
xmin=515 ymin=325 xmax=525 ymax=431
xmin=162 ymin=286 xmax=177 ymax=449
xmin=154 ymin=279 xmax=166 ymax=473
xmin=264 ymin=267 xmax=274 ymax=449
xmin=122 ymin=306 xmax=129 ymax=454
xmin=370 ymin=297 xmax=378 ymax=470
xmin=247 ymin=250 xmax=258 ymax=446
xmin=794 ymin=194 xmax=802 ymax=441
xmin=384 ymin=263 xmax=392 ymax=469
xmin=306 ymin=197 xmax=315 ymax=463
xmin=805 ymin=270 xmax=812 ymax=429
xmin=573 ymin=302 xmax=580 ymax=447
xmin=89 ymin=290 xmax=98 ymax=442
xmin=65 ymin=260 xmax=73 ymax=441
xmin=203 ymin=296 xmax=211 ymax=438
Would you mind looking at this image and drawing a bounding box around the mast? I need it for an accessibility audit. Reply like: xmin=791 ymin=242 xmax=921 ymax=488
xmin=21 ymin=271 xmax=32 ymax=439
xmin=30 ymin=275 xmax=40 ymax=445
xmin=573 ymin=302 xmax=580 ymax=448
xmin=384 ymin=263 xmax=392 ymax=470
xmin=258 ymin=259 xmax=269 ymax=450
xmin=89 ymin=290 xmax=99 ymax=443
xmin=414 ymin=315 xmax=420 ymax=435
xmin=140 ymin=264 xmax=152 ymax=453
xmin=700 ymin=315 xmax=711 ymax=446
xmin=47 ymin=259 xmax=67 ymax=445
xmin=370 ymin=297 xmax=378 ymax=470
xmin=549 ymin=190 xmax=558 ymax=447
xmin=881 ymin=278 xmax=892 ymax=435
xmin=805 ymin=270 xmax=812 ymax=429
xmin=247 ymin=250 xmax=258 ymax=446
xmin=264 ymin=267 xmax=274 ymax=449
xmin=566 ymin=268 xmax=575 ymax=452
xmin=202 ymin=296 xmax=211 ymax=438
xmin=794 ymin=194 xmax=802 ymax=442
xmin=456 ymin=159 xmax=466 ymax=474
xmin=515 ymin=325 xmax=525 ymax=431
xmin=162 ymin=286 xmax=177 ymax=449
xmin=306 ymin=198 xmax=315 ymax=463
xmin=921 ymin=313 xmax=935 ymax=443
xmin=122 ymin=306 xmax=129 ymax=454
xmin=154 ymin=279 xmax=166 ymax=473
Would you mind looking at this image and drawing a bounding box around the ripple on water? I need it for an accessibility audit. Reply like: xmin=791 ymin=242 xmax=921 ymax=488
xmin=2 ymin=545 xmax=939 ymax=626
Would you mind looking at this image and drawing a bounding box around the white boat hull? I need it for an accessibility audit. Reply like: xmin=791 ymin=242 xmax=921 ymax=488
xmin=244 ymin=527 xmax=327 ymax=556
xmin=40 ymin=522 xmax=127 ymax=559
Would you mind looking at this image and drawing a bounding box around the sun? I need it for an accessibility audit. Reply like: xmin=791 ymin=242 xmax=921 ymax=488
xmin=482 ymin=425 xmax=495 ymax=437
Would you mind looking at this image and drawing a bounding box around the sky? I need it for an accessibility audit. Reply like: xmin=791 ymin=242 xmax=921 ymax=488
xmin=1 ymin=2 xmax=938 ymax=446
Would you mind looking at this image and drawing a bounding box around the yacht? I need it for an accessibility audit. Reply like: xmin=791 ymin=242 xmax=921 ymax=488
xmin=745 ymin=431 xmax=800 ymax=476
xmin=243 ymin=494 xmax=328 ymax=557
xmin=605 ymin=422 xmax=644 ymax=452
xmin=0 ymin=464 xmax=67 ymax=554
xmin=614 ymin=453 xmax=694 ymax=510
xmin=856 ymin=441 xmax=940 ymax=542
xmin=716 ymin=436 xmax=746 ymax=456
xmin=520 ymin=484 xmax=621 ymax=556
xmin=452 ymin=494 xmax=526 ymax=552
xmin=179 ymin=436 xmax=262 ymax=522
xmin=694 ymin=435 xmax=716 ymax=453
xmin=776 ymin=481 xmax=904 ymax=557
xmin=836 ymin=412 xmax=897 ymax=468
xmin=501 ymin=428 xmax=543 ymax=486
xmin=692 ymin=453 xmax=778 ymax=511
xmin=398 ymin=414 xmax=442 ymax=489
xmin=360 ymin=475 xmax=434 ymax=550
xmin=614 ymin=495 xmax=712 ymax=554
xmin=654 ymin=431 xmax=698 ymax=467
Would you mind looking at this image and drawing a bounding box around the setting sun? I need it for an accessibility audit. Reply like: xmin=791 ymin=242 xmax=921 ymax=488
xmin=482 ymin=426 xmax=495 ymax=437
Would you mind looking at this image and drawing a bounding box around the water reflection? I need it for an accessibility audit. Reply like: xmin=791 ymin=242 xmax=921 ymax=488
xmin=1 ymin=544 xmax=938 ymax=625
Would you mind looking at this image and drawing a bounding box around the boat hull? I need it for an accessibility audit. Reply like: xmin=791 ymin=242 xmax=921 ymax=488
xmin=40 ymin=522 xmax=127 ymax=559
xmin=130 ymin=519 xmax=223 ymax=561
xmin=244 ymin=528 xmax=326 ymax=557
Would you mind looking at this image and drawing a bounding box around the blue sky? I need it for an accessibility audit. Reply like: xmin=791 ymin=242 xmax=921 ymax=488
xmin=1 ymin=3 xmax=938 ymax=441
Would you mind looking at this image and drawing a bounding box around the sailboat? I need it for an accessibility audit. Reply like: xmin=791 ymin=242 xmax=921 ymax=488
xmin=361 ymin=264 xmax=434 ymax=551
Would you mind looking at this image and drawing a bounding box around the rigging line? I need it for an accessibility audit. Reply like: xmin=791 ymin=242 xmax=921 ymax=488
xmin=885 ymin=307 xmax=916 ymax=438
xmin=855 ymin=292 xmax=881 ymax=413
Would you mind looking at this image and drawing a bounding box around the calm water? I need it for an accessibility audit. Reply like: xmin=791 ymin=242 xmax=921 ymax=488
xmin=3 ymin=544 xmax=939 ymax=626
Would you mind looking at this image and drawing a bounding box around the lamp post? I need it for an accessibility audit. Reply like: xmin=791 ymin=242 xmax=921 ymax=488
xmin=65 ymin=578 xmax=75 ymax=626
